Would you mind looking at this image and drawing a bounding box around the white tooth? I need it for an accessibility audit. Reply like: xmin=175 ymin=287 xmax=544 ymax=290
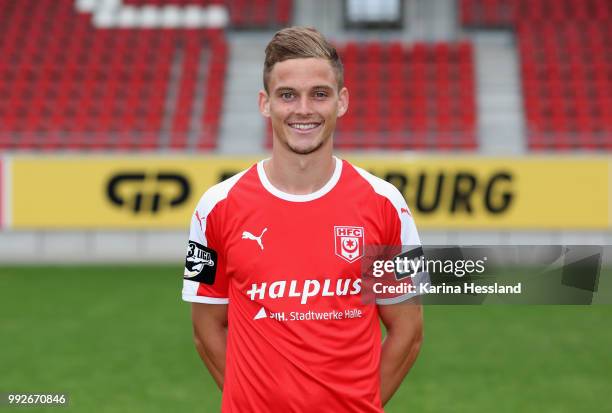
xmin=292 ymin=123 xmax=317 ymax=130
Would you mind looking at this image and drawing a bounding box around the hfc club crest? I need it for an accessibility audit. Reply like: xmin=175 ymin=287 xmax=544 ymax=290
xmin=334 ymin=226 xmax=364 ymax=263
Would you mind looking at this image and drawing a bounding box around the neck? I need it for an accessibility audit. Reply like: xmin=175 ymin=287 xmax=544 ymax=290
xmin=265 ymin=143 xmax=336 ymax=195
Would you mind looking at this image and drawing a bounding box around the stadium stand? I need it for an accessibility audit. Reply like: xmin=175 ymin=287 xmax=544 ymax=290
xmin=226 ymin=0 xmax=292 ymax=29
xmin=460 ymin=0 xmax=516 ymax=28
xmin=461 ymin=0 xmax=612 ymax=150
xmin=5 ymin=0 xmax=609 ymax=152
xmin=123 ymin=0 xmax=292 ymax=29
xmin=0 ymin=0 xmax=226 ymax=150
xmin=265 ymin=40 xmax=478 ymax=150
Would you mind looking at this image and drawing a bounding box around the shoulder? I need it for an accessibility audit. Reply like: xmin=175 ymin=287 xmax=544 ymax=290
xmin=343 ymin=160 xmax=408 ymax=210
xmin=343 ymin=160 xmax=421 ymax=246
xmin=193 ymin=165 xmax=254 ymax=216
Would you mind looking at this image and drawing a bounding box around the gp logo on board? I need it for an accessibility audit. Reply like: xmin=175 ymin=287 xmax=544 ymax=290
xmin=184 ymin=241 xmax=217 ymax=284
xmin=107 ymin=172 xmax=190 ymax=214
xmin=334 ymin=226 xmax=364 ymax=263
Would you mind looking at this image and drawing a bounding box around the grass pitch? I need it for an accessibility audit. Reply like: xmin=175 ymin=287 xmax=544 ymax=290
xmin=1 ymin=266 xmax=610 ymax=412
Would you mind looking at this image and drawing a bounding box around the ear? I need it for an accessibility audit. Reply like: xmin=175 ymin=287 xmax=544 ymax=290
xmin=337 ymin=87 xmax=349 ymax=118
xmin=258 ymin=89 xmax=271 ymax=118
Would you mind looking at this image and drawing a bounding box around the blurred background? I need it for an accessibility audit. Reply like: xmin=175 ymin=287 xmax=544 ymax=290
xmin=0 ymin=0 xmax=611 ymax=412
xmin=0 ymin=0 xmax=610 ymax=260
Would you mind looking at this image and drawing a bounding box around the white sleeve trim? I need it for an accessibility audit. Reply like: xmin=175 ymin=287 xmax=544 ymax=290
xmin=182 ymin=295 xmax=229 ymax=304
xmin=352 ymin=164 xmax=421 ymax=246
xmin=193 ymin=166 xmax=250 ymax=247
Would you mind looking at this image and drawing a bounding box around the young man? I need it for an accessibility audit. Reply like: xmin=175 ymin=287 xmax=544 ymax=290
xmin=182 ymin=27 xmax=423 ymax=412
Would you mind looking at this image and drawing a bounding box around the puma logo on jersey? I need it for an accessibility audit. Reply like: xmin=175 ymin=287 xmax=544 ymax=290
xmin=401 ymin=208 xmax=411 ymax=215
xmin=242 ymin=228 xmax=268 ymax=250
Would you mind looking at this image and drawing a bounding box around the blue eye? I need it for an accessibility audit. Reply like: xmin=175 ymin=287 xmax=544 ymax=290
xmin=281 ymin=92 xmax=294 ymax=100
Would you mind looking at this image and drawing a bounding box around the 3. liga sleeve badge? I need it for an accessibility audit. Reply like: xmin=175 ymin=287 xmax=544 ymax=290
xmin=334 ymin=226 xmax=365 ymax=263
xmin=183 ymin=240 xmax=217 ymax=284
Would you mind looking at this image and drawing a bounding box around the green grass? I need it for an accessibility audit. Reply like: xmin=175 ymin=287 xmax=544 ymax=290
xmin=1 ymin=266 xmax=611 ymax=412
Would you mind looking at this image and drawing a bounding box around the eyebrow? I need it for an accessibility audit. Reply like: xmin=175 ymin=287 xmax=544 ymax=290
xmin=274 ymin=87 xmax=295 ymax=94
xmin=274 ymin=85 xmax=334 ymax=94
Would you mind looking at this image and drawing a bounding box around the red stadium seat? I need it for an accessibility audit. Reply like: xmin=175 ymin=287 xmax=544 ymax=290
xmin=0 ymin=0 xmax=228 ymax=151
xmin=464 ymin=0 xmax=612 ymax=150
xmin=329 ymin=41 xmax=477 ymax=150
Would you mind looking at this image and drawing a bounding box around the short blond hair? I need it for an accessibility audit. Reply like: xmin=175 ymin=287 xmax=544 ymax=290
xmin=263 ymin=26 xmax=344 ymax=92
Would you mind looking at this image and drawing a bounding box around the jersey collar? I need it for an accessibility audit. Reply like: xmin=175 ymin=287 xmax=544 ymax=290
xmin=256 ymin=156 xmax=342 ymax=202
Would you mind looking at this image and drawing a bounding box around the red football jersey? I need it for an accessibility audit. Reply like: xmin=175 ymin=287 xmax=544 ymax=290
xmin=182 ymin=157 xmax=422 ymax=412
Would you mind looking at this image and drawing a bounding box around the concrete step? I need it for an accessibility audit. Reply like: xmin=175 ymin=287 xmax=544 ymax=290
xmin=479 ymin=95 xmax=523 ymax=107
xmin=218 ymin=34 xmax=270 ymax=153
xmin=475 ymin=36 xmax=525 ymax=154
xmin=479 ymin=114 xmax=525 ymax=124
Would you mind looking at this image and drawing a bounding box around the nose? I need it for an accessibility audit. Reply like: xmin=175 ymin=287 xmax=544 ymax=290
xmin=295 ymin=95 xmax=313 ymax=116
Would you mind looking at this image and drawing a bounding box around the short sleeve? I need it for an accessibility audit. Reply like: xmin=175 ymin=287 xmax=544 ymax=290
xmin=181 ymin=168 xmax=250 ymax=304
xmin=181 ymin=197 xmax=229 ymax=304
xmin=376 ymin=186 xmax=428 ymax=305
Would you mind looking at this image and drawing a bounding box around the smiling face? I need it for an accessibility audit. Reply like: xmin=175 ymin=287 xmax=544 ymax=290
xmin=259 ymin=57 xmax=349 ymax=155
